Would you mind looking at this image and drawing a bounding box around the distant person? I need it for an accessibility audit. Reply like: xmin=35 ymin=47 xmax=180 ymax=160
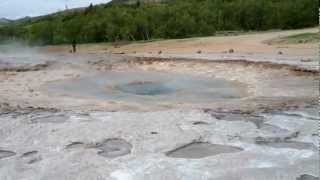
xmin=72 ymin=40 xmax=77 ymax=53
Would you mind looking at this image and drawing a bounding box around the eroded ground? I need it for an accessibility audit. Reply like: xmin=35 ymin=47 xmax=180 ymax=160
xmin=0 ymin=29 xmax=319 ymax=180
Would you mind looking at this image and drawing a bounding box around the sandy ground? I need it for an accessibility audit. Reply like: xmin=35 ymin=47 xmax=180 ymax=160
xmin=45 ymin=28 xmax=318 ymax=56
xmin=44 ymin=28 xmax=318 ymax=70
xmin=0 ymin=28 xmax=319 ymax=180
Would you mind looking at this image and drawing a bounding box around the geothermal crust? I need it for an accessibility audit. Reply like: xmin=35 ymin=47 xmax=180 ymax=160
xmin=0 ymin=52 xmax=318 ymax=180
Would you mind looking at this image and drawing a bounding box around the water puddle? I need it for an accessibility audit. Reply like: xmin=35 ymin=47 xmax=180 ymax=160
xmin=93 ymin=138 xmax=132 ymax=158
xmin=44 ymin=71 xmax=246 ymax=105
xmin=166 ymin=142 xmax=243 ymax=159
xmin=297 ymin=174 xmax=319 ymax=180
xmin=259 ymin=141 xmax=316 ymax=150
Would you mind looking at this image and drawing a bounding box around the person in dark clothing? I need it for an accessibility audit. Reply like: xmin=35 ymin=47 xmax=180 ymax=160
xmin=72 ymin=40 xmax=77 ymax=53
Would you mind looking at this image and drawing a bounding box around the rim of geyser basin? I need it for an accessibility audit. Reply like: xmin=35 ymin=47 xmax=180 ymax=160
xmin=12 ymin=56 xmax=317 ymax=111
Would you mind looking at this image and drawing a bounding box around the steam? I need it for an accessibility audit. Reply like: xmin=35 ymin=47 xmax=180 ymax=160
xmin=0 ymin=41 xmax=47 ymax=65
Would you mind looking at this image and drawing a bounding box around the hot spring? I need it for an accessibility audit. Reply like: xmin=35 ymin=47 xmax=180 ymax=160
xmin=44 ymin=71 xmax=247 ymax=106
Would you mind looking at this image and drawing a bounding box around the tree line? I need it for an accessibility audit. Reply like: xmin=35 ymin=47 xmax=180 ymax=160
xmin=0 ymin=0 xmax=317 ymax=45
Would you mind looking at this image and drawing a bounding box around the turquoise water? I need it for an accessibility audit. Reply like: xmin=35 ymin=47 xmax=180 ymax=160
xmin=45 ymin=71 xmax=245 ymax=104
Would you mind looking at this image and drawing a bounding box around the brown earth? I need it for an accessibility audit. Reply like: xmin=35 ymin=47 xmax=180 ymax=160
xmin=44 ymin=28 xmax=318 ymax=57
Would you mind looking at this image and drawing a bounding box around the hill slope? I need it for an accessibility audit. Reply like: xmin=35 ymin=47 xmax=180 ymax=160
xmin=0 ymin=0 xmax=317 ymax=45
xmin=110 ymin=0 xmax=165 ymax=4
xmin=0 ymin=18 xmax=11 ymax=26
xmin=0 ymin=18 xmax=10 ymax=23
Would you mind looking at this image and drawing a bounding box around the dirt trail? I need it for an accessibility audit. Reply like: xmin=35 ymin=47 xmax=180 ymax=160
xmin=43 ymin=28 xmax=319 ymax=71
xmin=115 ymin=28 xmax=318 ymax=56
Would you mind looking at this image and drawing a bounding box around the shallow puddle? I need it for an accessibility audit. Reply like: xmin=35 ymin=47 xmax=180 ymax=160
xmin=296 ymin=174 xmax=319 ymax=180
xmin=166 ymin=142 xmax=243 ymax=159
xmin=94 ymin=138 xmax=132 ymax=158
xmin=260 ymin=141 xmax=316 ymax=150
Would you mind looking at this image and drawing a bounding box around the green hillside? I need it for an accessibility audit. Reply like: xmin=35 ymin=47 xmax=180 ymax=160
xmin=110 ymin=0 xmax=165 ymax=5
xmin=0 ymin=0 xmax=317 ymax=45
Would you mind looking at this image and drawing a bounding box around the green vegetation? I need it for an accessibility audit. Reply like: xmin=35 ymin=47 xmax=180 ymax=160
xmin=0 ymin=18 xmax=11 ymax=27
xmin=110 ymin=0 xmax=163 ymax=5
xmin=283 ymin=33 xmax=320 ymax=44
xmin=0 ymin=0 xmax=317 ymax=45
xmin=268 ymin=32 xmax=320 ymax=44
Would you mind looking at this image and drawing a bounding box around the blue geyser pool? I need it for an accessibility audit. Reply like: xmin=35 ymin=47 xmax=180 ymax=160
xmin=44 ymin=71 xmax=246 ymax=104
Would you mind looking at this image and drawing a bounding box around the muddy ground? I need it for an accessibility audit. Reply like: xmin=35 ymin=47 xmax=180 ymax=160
xmin=0 ymin=29 xmax=319 ymax=180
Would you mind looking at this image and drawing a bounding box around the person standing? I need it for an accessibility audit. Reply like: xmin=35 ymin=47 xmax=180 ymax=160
xmin=72 ymin=39 xmax=77 ymax=53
